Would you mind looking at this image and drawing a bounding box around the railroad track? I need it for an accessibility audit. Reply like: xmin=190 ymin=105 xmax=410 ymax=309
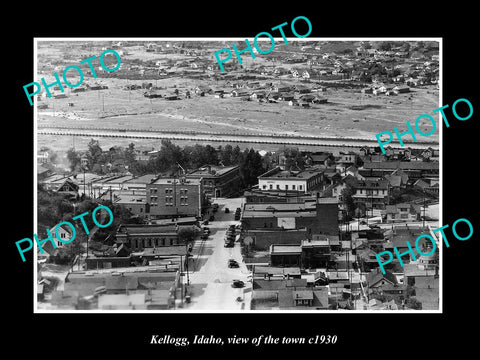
xmin=38 ymin=127 xmax=439 ymax=150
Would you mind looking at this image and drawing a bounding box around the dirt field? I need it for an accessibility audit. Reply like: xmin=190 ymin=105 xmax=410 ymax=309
xmin=36 ymin=41 xmax=440 ymax=154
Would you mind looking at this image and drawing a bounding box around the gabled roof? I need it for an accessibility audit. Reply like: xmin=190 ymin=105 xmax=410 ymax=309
xmin=366 ymin=268 xmax=397 ymax=287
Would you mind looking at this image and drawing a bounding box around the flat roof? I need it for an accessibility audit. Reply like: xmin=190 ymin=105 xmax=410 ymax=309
xmin=244 ymin=202 xmax=316 ymax=212
xmin=115 ymin=195 xmax=146 ymax=204
xmin=117 ymin=224 xmax=177 ymax=234
xmin=242 ymin=211 xmax=316 ymax=218
xmin=187 ymin=164 xmax=239 ymax=177
xmin=269 ymin=244 xmax=302 ymax=254
xmin=124 ymin=174 xmax=158 ymax=183
xmin=362 ymin=161 xmax=439 ymax=171
xmin=150 ymin=177 xmax=201 ymax=185
xmin=259 ymin=167 xmax=323 ymax=180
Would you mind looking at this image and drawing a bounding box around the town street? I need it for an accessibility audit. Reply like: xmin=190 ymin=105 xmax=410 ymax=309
xmin=182 ymin=197 xmax=252 ymax=311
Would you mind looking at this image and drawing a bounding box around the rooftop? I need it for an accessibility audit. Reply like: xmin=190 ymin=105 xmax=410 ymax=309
xmin=187 ymin=164 xmax=239 ymax=177
xmin=150 ymin=177 xmax=201 ymax=185
xmin=117 ymin=224 xmax=178 ymax=235
xmin=362 ymin=161 xmax=439 ymax=171
xmin=259 ymin=167 xmax=323 ymax=180
xmin=269 ymin=244 xmax=302 ymax=255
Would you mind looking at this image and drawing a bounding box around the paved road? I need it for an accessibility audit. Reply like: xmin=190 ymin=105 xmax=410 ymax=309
xmin=183 ymin=197 xmax=252 ymax=311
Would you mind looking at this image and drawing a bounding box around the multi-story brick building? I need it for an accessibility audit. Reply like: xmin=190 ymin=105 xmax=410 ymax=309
xmin=146 ymin=177 xmax=204 ymax=219
xmin=241 ymin=198 xmax=339 ymax=236
xmin=186 ymin=164 xmax=241 ymax=198
xmin=257 ymin=167 xmax=324 ymax=194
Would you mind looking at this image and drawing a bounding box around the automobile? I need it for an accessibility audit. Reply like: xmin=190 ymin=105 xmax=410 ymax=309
xmin=224 ymin=241 xmax=234 ymax=248
xmin=202 ymin=220 xmax=209 ymax=225
xmin=212 ymin=204 xmax=219 ymax=212
xmin=202 ymin=226 xmax=210 ymax=234
xmin=224 ymin=207 xmax=230 ymax=213
xmin=369 ymin=224 xmax=381 ymax=229
xmin=201 ymin=233 xmax=209 ymax=240
xmin=229 ymin=224 xmax=236 ymax=229
xmin=235 ymin=207 xmax=241 ymax=213
xmin=234 ymin=214 xmax=240 ymax=221
xmin=232 ymin=280 xmax=245 ymax=288
xmin=209 ymin=215 xmax=215 ymax=221
xmin=228 ymin=259 xmax=239 ymax=268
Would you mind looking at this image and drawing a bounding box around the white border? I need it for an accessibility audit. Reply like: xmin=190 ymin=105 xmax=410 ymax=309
xmin=33 ymin=37 xmax=442 ymax=314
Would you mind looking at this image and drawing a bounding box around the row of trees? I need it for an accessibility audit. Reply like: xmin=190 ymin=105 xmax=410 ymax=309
xmin=67 ymin=139 xmax=271 ymax=189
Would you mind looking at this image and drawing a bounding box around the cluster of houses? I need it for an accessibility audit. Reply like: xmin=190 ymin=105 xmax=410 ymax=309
xmin=37 ymin=139 xmax=439 ymax=310
xmin=238 ymin=145 xmax=439 ymax=310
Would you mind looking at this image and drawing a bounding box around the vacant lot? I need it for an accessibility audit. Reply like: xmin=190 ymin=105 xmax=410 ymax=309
xmin=37 ymin=41 xmax=440 ymax=154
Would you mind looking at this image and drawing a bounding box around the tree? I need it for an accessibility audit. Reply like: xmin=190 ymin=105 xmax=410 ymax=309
xmin=219 ymin=144 xmax=233 ymax=166
xmin=178 ymin=226 xmax=196 ymax=244
xmin=125 ymin=143 xmax=136 ymax=168
xmin=282 ymin=147 xmax=305 ymax=170
xmin=231 ymin=145 xmax=242 ymax=164
xmin=66 ymin=148 xmax=80 ymax=171
xmin=239 ymin=148 xmax=264 ymax=188
xmin=87 ymin=139 xmax=103 ymax=167
xmin=341 ymin=185 xmax=355 ymax=219
xmin=406 ymin=297 xmax=422 ymax=310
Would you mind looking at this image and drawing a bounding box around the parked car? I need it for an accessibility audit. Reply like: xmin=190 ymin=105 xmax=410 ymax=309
xmin=232 ymin=280 xmax=245 ymax=288
xmin=224 ymin=241 xmax=234 ymax=248
xmin=224 ymin=208 xmax=230 ymax=213
xmin=228 ymin=259 xmax=239 ymax=268
xmin=202 ymin=226 xmax=210 ymax=234
xmin=201 ymin=233 xmax=209 ymax=240
xmin=202 ymin=220 xmax=209 ymax=225
xmin=209 ymin=215 xmax=215 ymax=221
xmin=212 ymin=204 xmax=219 ymax=212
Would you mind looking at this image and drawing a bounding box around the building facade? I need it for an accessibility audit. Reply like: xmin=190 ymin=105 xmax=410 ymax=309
xmin=258 ymin=167 xmax=324 ymax=194
xmin=186 ymin=164 xmax=241 ymax=198
xmin=115 ymin=224 xmax=180 ymax=251
xmin=146 ymin=177 xmax=203 ymax=219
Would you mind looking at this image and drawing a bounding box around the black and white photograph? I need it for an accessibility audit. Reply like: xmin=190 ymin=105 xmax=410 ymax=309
xmin=33 ymin=38 xmax=441 ymax=312
xmin=6 ymin=5 xmax=478 ymax=356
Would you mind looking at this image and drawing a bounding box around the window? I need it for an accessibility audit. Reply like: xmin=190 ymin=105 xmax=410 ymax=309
xmin=400 ymin=213 xmax=408 ymax=219
xmin=276 ymin=185 xmax=280 ymax=190
xmin=184 ymin=189 xmax=188 ymax=195
xmin=269 ymin=184 xmax=273 ymax=190
xmin=262 ymin=185 xmax=267 ymax=189
xmin=292 ymin=185 xmax=296 ymax=190
xmin=299 ymin=185 xmax=303 ymax=191
xmin=285 ymin=185 xmax=289 ymax=190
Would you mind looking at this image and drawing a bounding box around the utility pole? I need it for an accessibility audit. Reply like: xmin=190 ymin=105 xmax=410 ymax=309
xmin=423 ymin=189 xmax=426 ymax=228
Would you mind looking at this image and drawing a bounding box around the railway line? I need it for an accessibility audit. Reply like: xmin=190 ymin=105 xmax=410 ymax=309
xmin=37 ymin=126 xmax=439 ymax=150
